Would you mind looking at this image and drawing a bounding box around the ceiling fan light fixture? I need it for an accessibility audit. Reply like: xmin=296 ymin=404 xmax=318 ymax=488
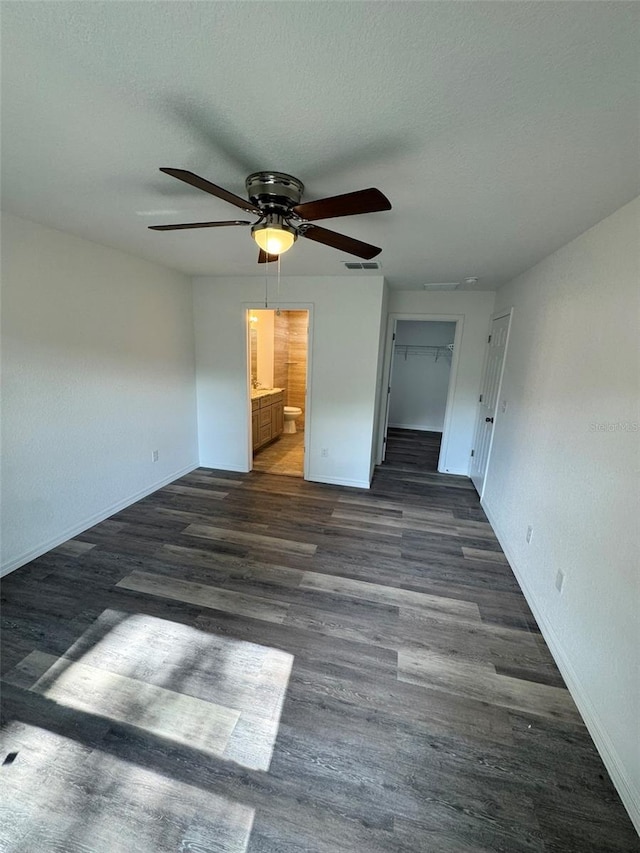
xmin=252 ymin=215 xmax=297 ymax=255
xmin=152 ymin=168 xmax=391 ymax=260
xmin=253 ymin=227 xmax=295 ymax=255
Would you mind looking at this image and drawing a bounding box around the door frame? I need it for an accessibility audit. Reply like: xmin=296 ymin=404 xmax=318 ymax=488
xmin=376 ymin=313 xmax=464 ymax=473
xmin=379 ymin=317 xmax=398 ymax=463
xmin=470 ymin=307 xmax=513 ymax=500
xmin=244 ymin=302 xmax=314 ymax=480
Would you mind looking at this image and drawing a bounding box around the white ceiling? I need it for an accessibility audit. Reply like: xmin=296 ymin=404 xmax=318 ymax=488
xmin=2 ymin=2 xmax=638 ymax=290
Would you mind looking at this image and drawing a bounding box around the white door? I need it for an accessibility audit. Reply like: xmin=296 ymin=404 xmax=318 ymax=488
xmin=470 ymin=311 xmax=511 ymax=497
xmin=380 ymin=320 xmax=398 ymax=462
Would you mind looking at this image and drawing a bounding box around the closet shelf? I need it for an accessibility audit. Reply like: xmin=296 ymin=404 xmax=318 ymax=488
xmin=394 ymin=343 xmax=454 ymax=362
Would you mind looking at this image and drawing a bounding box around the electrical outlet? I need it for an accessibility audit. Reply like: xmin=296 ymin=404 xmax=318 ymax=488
xmin=152 ymin=450 xmax=159 ymax=463
xmin=555 ymin=570 xmax=565 ymax=593
xmin=320 ymin=448 xmax=329 ymax=458
xmin=526 ymin=525 xmax=533 ymax=544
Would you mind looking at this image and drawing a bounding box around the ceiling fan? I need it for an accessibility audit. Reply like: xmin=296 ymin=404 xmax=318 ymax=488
xmin=149 ymin=169 xmax=391 ymax=263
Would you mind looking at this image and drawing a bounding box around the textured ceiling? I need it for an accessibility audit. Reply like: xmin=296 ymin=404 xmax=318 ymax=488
xmin=2 ymin=2 xmax=639 ymax=290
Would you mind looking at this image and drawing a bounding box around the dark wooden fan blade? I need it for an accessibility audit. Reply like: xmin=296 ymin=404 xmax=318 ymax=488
xmin=301 ymin=224 xmax=381 ymax=259
xmin=292 ymin=188 xmax=391 ymax=222
xmin=149 ymin=220 xmax=251 ymax=231
xmin=258 ymin=249 xmax=279 ymax=264
xmin=159 ymin=168 xmax=261 ymax=214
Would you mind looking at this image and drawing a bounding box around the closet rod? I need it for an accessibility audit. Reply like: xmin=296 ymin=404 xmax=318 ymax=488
xmin=394 ymin=343 xmax=454 ymax=362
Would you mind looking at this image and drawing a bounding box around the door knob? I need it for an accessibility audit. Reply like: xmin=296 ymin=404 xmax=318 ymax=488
xmin=485 ymin=417 xmax=494 ymax=423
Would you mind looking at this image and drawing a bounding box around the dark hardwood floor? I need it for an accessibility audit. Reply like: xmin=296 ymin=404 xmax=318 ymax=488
xmin=1 ymin=435 xmax=638 ymax=852
xmin=384 ymin=427 xmax=442 ymax=472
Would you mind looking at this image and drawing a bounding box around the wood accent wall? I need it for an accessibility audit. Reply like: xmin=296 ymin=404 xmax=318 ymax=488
xmin=273 ymin=312 xmax=288 ymax=391
xmin=272 ymin=310 xmax=307 ymax=430
xmin=286 ymin=311 xmax=307 ymax=429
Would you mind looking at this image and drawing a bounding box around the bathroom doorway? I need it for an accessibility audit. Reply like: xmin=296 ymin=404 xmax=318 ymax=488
xmin=247 ymin=308 xmax=310 ymax=478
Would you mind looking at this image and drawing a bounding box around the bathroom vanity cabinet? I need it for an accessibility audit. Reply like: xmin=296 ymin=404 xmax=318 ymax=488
xmin=251 ymin=389 xmax=284 ymax=452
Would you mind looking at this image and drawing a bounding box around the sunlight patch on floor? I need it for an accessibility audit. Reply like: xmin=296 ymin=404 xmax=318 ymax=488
xmin=0 ymin=721 xmax=255 ymax=852
xmin=2 ymin=610 xmax=294 ymax=772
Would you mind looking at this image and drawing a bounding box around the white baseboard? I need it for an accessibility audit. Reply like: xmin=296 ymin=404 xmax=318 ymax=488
xmin=200 ymin=460 xmax=250 ymax=473
xmin=388 ymin=422 xmax=443 ymax=433
xmin=437 ymin=464 xmax=470 ymax=476
xmin=0 ymin=462 xmax=199 ymax=578
xmin=481 ymin=499 xmax=640 ymax=835
xmin=309 ymin=475 xmax=370 ymax=490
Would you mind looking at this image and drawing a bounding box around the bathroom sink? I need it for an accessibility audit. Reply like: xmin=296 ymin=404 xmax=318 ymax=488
xmin=250 ymin=387 xmax=283 ymax=399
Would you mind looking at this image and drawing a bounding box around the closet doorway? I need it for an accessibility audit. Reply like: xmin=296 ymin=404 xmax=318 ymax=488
xmin=380 ymin=316 xmax=462 ymax=473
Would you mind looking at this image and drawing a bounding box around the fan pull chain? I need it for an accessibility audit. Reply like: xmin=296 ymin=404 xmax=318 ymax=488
xmin=277 ymin=254 xmax=281 ymax=305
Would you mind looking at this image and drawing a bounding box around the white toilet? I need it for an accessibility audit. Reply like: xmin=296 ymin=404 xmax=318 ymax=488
xmin=283 ymin=406 xmax=302 ymax=434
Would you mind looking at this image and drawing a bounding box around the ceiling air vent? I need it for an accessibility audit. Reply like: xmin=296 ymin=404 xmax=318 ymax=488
xmin=344 ymin=261 xmax=380 ymax=270
xmin=423 ymin=282 xmax=459 ymax=290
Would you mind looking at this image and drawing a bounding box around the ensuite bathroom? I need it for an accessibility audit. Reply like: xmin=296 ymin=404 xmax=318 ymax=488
xmin=248 ymin=309 xmax=309 ymax=477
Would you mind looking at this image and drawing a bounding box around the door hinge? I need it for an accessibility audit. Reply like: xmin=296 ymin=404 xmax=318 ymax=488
xmin=392 ymin=332 xmax=396 ymax=341
xmin=383 ymin=436 xmax=387 ymax=444
xmin=471 ymin=449 xmax=475 ymax=457
xmin=479 ymin=394 xmax=483 ymax=403
xmin=488 ymin=334 xmax=492 ymax=343
xmin=387 ymin=386 xmax=391 ymax=394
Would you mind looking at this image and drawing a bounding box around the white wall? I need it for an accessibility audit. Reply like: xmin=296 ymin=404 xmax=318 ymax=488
xmin=193 ymin=276 xmax=385 ymax=488
xmin=253 ymin=309 xmax=274 ymax=388
xmin=1 ymin=213 xmax=198 ymax=575
xmin=386 ymin=290 xmax=496 ymax=474
xmin=389 ymin=321 xmax=456 ymax=432
xmin=483 ymin=197 xmax=640 ymax=831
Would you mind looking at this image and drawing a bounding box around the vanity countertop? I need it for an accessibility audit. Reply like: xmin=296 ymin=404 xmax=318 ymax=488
xmin=251 ymin=387 xmax=284 ymax=400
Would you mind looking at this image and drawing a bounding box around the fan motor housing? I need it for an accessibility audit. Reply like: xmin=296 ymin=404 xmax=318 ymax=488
xmin=246 ymin=172 xmax=304 ymax=214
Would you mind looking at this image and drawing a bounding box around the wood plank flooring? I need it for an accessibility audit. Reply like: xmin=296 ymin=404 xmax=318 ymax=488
xmin=384 ymin=427 xmax=442 ymax=472
xmin=1 ymin=432 xmax=638 ymax=852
